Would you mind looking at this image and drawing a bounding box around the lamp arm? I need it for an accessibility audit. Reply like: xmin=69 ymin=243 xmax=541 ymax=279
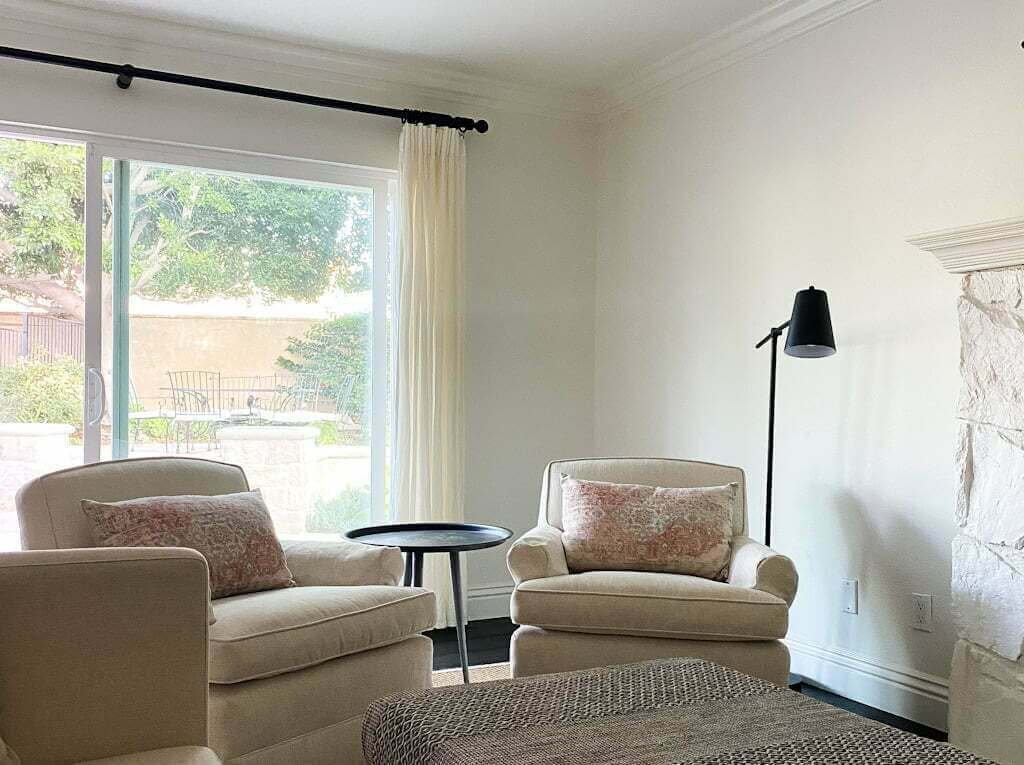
xmin=754 ymin=319 xmax=790 ymax=349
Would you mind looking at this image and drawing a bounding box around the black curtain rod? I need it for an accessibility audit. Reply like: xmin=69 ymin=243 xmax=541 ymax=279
xmin=0 ymin=45 xmax=489 ymax=134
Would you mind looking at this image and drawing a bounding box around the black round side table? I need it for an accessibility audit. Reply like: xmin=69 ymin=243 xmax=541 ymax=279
xmin=345 ymin=522 xmax=513 ymax=684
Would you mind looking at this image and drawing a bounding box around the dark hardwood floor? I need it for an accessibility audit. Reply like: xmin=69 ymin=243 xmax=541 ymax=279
xmin=426 ymin=616 xmax=514 ymax=670
xmin=426 ymin=618 xmax=947 ymax=743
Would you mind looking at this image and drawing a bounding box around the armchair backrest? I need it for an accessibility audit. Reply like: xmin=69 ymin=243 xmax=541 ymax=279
xmin=540 ymin=457 xmax=747 ymax=537
xmin=16 ymin=456 xmax=250 ymax=550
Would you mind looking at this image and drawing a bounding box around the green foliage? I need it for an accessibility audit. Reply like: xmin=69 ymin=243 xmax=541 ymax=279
xmin=0 ymin=140 xmax=85 ymax=287
xmin=132 ymin=414 xmax=171 ymax=444
xmin=277 ymin=314 xmax=370 ymax=428
xmin=0 ymin=138 xmax=373 ymax=318
xmin=0 ymin=354 xmax=82 ymax=433
xmin=133 ymin=168 xmax=373 ymax=301
xmin=306 ymin=485 xmax=371 ymax=534
xmin=313 ymin=420 xmax=362 ymax=447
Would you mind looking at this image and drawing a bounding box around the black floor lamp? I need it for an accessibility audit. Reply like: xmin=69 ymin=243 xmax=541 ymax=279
xmin=755 ymin=286 xmax=836 ymax=548
xmin=756 ymin=286 xmax=835 ymax=692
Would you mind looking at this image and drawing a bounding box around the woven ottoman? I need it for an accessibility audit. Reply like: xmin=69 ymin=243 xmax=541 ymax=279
xmin=363 ymin=658 xmax=991 ymax=765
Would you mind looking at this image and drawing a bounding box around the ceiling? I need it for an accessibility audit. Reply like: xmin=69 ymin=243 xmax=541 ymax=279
xmin=49 ymin=0 xmax=782 ymax=93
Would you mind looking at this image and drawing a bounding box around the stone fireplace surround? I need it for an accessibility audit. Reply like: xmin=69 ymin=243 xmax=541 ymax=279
xmin=910 ymin=216 xmax=1024 ymax=765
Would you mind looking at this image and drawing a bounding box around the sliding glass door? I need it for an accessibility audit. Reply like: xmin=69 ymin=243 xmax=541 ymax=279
xmin=0 ymin=134 xmax=92 ymax=549
xmin=0 ymin=126 xmax=393 ymax=547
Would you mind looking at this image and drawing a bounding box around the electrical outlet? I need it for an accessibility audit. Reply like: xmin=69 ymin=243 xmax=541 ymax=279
xmin=912 ymin=593 xmax=933 ymax=632
xmin=841 ymin=579 xmax=858 ymax=614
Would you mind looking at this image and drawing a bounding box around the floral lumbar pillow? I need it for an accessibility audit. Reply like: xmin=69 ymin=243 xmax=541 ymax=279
xmin=82 ymin=489 xmax=294 ymax=599
xmin=560 ymin=476 xmax=738 ymax=580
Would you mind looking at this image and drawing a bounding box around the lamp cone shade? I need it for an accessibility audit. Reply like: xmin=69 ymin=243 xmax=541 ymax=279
xmin=785 ymin=286 xmax=836 ymax=358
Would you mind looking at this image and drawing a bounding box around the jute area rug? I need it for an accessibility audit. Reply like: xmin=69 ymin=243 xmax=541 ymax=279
xmin=431 ymin=662 xmax=511 ymax=687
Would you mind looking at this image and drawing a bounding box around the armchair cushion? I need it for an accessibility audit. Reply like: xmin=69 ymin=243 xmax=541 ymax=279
xmin=511 ymin=570 xmax=788 ymax=641
xmin=208 ymin=585 xmax=435 ymax=683
xmin=281 ymin=538 xmax=405 ymax=587
xmin=727 ymin=536 xmax=799 ymax=607
xmin=506 ymin=524 xmax=569 ymax=584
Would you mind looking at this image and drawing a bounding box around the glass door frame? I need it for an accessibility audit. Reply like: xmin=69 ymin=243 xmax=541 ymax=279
xmin=1 ymin=121 xmax=395 ymax=522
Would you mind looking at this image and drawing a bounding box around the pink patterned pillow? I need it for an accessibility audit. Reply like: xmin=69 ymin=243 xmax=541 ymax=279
xmin=560 ymin=476 xmax=738 ymax=580
xmin=82 ymin=490 xmax=294 ymax=598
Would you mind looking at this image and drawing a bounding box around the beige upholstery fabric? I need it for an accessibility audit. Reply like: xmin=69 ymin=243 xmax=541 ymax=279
xmin=281 ymin=538 xmax=404 ymax=587
xmin=510 ymin=626 xmax=791 ymax=685
xmin=510 ymin=458 xmax=796 ymax=685
xmin=0 ymin=735 xmax=19 ymax=765
xmin=540 ymin=458 xmax=747 ymax=536
xmin=209 ymin=585 xmax=435 ymax=683
xmin=14 ymin=458 xmax=436 ymax=765
xmin=210 ymin=635 xmax=432 ymax=762
xmin=506 ymin=523 xmax=569 ymax=584
xmin=230 ymin=717 xmax=362 ymax=765
xmin=728 ymin=535 xmax=799 ymax=606
xmin=512 ymin=570 xmax=788 ymax=641
xmin=16 ymin=456 xmax=249 ymax=550
xmin=79 ymin=747 xmax=222 ymax=765
xmin=0 ymin=547 xmax=209 ymax=764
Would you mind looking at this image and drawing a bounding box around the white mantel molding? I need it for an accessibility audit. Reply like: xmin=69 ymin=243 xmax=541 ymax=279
xmin=908 ymin=216 xmax=1024 ymax=274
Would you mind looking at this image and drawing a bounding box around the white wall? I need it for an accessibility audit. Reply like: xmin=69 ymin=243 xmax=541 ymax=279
xmin=0 ymin=14 xmax=598 ymax=609
xmin=595 ymin=0 xmax=1024 ymax=729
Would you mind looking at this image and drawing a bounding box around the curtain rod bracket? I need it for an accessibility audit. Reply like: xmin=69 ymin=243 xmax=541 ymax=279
xmin=116 ymin=64 xmax=134 ymax=90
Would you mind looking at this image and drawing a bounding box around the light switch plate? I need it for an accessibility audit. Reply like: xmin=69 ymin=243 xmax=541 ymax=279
xmin=841 ymin=578 xmax=858 ymax=614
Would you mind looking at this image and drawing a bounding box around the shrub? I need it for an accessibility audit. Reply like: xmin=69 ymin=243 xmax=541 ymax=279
xmin=277 ymin=314 xmax=369 ymax=432
xmin=0 ymin=354 xmax=83 ymax=436
xmin=305 ymin=485 xmax=371 ymax=534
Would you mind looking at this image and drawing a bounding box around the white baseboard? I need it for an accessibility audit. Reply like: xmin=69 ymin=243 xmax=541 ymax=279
xmin=467 ymin=583 xmax=513 ymax=621
xmin=787 ymin=637 xmax=949 ymax=732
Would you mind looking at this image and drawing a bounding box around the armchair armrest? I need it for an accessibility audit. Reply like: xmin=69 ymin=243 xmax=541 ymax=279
xmin=0 ymin=547 xmax=210 ymax=764
xmin=281 ymin=538 xmax=405 ymax=586
xmin=507 ymin=524 xmax=569 ymax=585
xmin=728 ymin=536 xmax=799 ymax=606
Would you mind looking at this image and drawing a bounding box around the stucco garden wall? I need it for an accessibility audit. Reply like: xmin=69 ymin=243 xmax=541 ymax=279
xmin=130 ymin=315 xmax=317 ymax=407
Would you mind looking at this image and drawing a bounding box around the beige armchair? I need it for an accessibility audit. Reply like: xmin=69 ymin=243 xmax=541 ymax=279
xmin=0 ymin=546 xmax=220 ymax=765
xmin=507 ymin=458 xmax=798 ymax=685
xmin=15 ymin=457 xmax=436 ymax=764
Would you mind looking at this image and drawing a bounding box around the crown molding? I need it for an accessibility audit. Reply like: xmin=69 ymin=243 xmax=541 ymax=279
xmin=0 ymin=0 xmax=881 ymax=124
xmin=599 ymin=0 xmax=880 ymax=118
xmin=908 ymin=217 xmax=1024 ymax=274
xmin=0 ymin=0 xmax=600 ymax=120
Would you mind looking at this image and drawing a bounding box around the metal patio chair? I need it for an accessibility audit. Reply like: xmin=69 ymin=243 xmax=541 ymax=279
xmin=267 ymin=373 xmax=356 ymax=426
xmin=166 ymin=370 xmax=225 ymax=452
xmin=128 ymin=380 xmax=169 ymax=448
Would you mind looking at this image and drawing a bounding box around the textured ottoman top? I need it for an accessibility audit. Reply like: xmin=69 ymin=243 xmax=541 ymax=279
xmin=363 ymin=658 xmax=993 ymax=765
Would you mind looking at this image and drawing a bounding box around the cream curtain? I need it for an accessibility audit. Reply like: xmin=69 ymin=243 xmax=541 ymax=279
xmin=393 ymin=124 xmax=466 ymax=629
